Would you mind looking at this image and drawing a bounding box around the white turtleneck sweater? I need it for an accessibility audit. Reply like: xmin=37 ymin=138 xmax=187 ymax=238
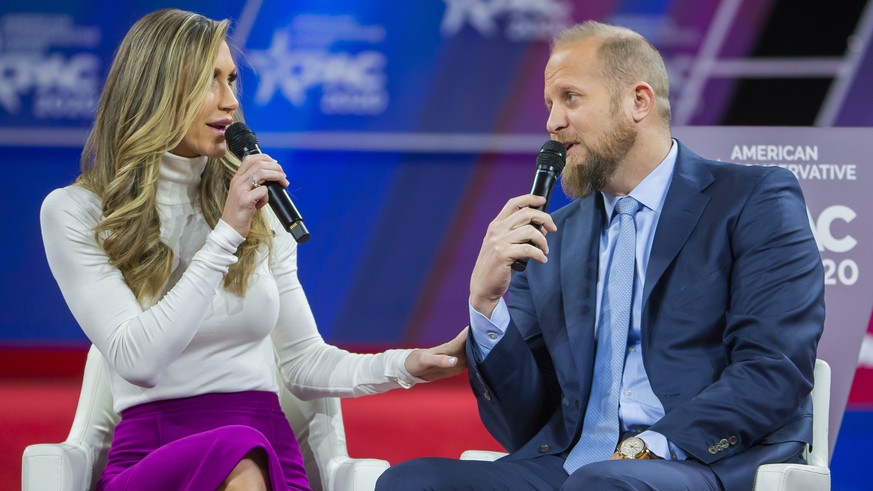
xmin=41 ymin=152 xmax=420 ymax=413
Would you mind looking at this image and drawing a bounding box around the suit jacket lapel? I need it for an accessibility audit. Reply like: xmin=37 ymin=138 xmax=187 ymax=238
xmin=560 ymin=197 xmax=602 ymax=388
xmin=643 ymin=143 xmax=714 ymax=306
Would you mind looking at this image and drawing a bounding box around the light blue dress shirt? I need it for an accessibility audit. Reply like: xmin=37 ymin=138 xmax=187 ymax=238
xmin=470 ymin=140 xmax=687 ymax=461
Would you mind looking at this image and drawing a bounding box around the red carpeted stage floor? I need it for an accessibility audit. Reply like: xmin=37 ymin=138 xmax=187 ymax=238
xmin=0 ymin=347 xmax=503 ymax=490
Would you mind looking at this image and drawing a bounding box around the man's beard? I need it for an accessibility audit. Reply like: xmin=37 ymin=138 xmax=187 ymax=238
xmin=559 ymin=116 xmax=637 ymax=199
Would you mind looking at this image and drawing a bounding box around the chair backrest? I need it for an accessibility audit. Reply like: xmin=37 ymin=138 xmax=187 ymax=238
xmin=276 ymin=360 xmax=352 ymax=491
xmin=807 ymin=358 xmax=831 ymax=467
xmin=66 ymin=346 xmax=118 ymax=490
xmin=67 ymin=345 xmax=348 ymax=491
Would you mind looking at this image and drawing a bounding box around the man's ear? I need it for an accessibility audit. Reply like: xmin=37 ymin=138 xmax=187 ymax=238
xmin=631 ymin=82 xmax=655 ymax=123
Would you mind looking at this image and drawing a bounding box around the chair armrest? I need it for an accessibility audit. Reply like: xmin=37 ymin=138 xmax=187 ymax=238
xmin=460 ymin=450 xmax=508 ymax=461
xmin=22 ymin=443 xmax=90 ymax=491
xmin=327 ymin=456 xmax=390 ymax=491
xmin=754 ymin=463 xmax=830 ymax=491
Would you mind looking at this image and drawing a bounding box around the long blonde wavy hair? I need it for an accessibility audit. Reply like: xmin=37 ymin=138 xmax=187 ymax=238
xmin=77 ymin=9 xmax=272 ymax=303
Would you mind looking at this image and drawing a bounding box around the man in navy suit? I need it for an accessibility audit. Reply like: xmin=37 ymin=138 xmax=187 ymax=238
xmin=377 ymin=21 xmax=824 ymax=491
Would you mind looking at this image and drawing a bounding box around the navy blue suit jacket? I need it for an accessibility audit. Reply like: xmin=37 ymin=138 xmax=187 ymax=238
xmin=467 ymin=142 xmax=825 ymax=491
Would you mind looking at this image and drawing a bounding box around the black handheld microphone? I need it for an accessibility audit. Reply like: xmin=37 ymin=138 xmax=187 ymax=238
xmin=225 ymin=122 xmax=310 ymax=244
xmin=511 ymin=140 xmax=567 ymax=272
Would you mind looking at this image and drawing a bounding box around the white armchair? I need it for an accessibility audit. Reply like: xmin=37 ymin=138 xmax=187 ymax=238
xmin=21 ymin=345 xmax=390 ymax=491
xmin=460 ymin=359 xmax=832 ymax=491
xmin=753 ymin=359 xmax=831 ymax=490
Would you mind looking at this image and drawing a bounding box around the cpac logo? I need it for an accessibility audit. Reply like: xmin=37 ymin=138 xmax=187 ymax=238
xmin=441 ymin=0 xmax=571 ymax=41
xmin=0 ymin=52 xmax=99 ymax=118
xmin=248 ymin=28 xmax=388 ymax=115
xmin=808 ymin=205 xmax=858 ymax=286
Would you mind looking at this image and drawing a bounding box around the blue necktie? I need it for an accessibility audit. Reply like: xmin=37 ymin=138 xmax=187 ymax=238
xmin=564 ymin=196 xmax=640 ymax=473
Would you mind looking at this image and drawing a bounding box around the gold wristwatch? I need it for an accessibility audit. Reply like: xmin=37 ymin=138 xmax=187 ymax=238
xmin=618 ymin=437 xmax=652 ymax=459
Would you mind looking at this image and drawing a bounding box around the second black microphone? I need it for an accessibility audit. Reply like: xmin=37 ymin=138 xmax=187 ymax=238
xmin=225 ymin=122 xmax=310 ymax=244
xmin=512 ymin=140 xmax=567 ymax=272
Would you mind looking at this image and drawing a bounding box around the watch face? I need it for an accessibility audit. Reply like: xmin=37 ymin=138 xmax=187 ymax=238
xmin=620 ymin=437 xmax=645 ymax=458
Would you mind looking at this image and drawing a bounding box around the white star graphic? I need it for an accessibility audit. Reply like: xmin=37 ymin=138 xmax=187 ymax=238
xmin=249 ymin=29 xmax=309 ymax=106
xmin=441 ymin=0 xmax=497 ymax=37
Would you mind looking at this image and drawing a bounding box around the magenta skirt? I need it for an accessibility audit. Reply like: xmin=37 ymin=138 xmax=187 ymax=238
xmin=97 ymin=391 xmax=310 ymax=491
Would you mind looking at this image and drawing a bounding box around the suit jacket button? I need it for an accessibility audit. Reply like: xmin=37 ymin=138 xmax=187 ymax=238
xmin=476 ymin=373 xmax=491 ymax=400
xmin=538 ymin=444 xmax=551 ymax=453
xmin=729 ymin=436 xmax=737 ymax=445
xmin=718 ymin=439 xmax=729 ymax=451
xmin=708 ymin=446 xmax=717 ymax=454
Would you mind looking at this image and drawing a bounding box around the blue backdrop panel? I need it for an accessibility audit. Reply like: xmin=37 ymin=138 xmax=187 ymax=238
xmin=1 ymin=147 xmax=82 ymax=343
xmin=8 ymin=0 xmax=851 ymax=348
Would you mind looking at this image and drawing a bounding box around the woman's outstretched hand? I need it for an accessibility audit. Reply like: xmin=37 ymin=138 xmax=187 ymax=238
xmin=404 ymin=328 xmax=469 ymax=381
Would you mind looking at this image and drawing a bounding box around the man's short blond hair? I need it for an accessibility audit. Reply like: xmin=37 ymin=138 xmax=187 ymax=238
xmin=553 ymin=21 xmax=671 ymax=125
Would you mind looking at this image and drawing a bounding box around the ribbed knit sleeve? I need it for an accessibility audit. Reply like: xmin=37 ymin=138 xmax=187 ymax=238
xmin=266 ymin=213 xmax=425 ymax=399
xmin=40 ymin=186 xmax=245 ymax=387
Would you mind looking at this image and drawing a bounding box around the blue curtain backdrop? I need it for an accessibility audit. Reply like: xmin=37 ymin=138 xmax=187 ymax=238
xmin=5 ymin=0 xmax=870 ymax=352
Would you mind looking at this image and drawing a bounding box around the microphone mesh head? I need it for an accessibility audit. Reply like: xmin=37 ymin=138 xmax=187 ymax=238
xmin=537 ymin=140 xmax=567 ymax=174
xmin=225 ymin=122 xmax=259 ymax=159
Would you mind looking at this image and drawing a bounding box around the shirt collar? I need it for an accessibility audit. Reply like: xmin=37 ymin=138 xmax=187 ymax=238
xmin=157 ymin=152 xmax=209 ymax=205
xmin=601 ymin=139 xmax=678 ymax=219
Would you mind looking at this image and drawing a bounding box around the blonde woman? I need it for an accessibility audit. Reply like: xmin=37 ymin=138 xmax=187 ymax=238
xmin=40 ymin=9 xmax=466 ymax=491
